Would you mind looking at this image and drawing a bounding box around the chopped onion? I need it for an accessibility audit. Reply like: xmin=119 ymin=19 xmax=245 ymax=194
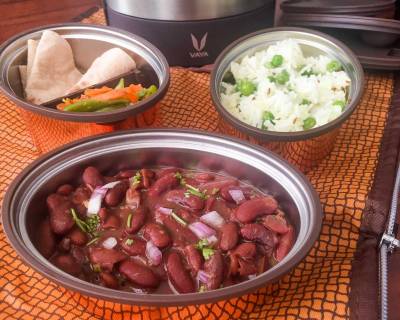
xmin=157 ymin=207 xmax=173 ymax=215
xmin=87 ymin=181 xmax=121 ymax=215
xmin=206 ymin=235 xmax=218 ymax=245
xmin=102 ymin=237 xmax=117 ymax=249
xmin=146 ymin=240 xmax=162 ymax=266
xmin=200 ymin=211 xmax=225 ymax=229
xmin=229 ymin=189 xmax=245 ymax=204
xmin=102 ymin=181 xmax=121 ymax=189
xmin=189 ymin=222 xmax=216 ymax=239
xmin=197 ymin=270 xmax=210 ymax=284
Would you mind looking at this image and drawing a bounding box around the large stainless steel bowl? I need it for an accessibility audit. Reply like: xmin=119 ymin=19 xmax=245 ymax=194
xmin=2 ymin=129 xmax=322 ymax=306
xmin=211 ymin=27 xmax=365 ymax=172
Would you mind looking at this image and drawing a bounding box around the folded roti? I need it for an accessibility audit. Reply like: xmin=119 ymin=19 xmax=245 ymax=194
xmin=25 ymin=30 xmax=82 ymax=104
xmin=67 ymin=47 xmax=136 ymax=94
xmin=26 ymin=39 xmax=38 ymax=79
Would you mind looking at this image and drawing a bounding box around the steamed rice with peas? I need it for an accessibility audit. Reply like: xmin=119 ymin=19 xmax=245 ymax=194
xmin=220 ymin=39 xmax=351 ymax=132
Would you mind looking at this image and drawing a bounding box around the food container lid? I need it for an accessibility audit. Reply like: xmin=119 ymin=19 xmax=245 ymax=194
xmin=281 ymin=0 xmax=396 ymax=16
xmin=105 ymin=0 xmax=273 ymax=21
xmin=281 ymin=13 xmax=400 ymax=69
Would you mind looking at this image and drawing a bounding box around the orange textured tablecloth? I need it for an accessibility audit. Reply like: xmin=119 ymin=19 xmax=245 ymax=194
xmin=0 ymin=8 xmax=396 ymax=320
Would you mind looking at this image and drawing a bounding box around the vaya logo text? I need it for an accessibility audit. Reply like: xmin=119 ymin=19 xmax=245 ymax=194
xmin=189 ymin=33 xmax=209 ymax=58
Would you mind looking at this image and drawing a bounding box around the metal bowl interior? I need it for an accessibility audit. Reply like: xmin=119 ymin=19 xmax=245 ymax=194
xmin=2 ymin=129 xmax=322 ymax=306
xmin=211 ymin=27 xmax=364 ymax=141
xmin=0 ymin=23 xmax=169 ymax=123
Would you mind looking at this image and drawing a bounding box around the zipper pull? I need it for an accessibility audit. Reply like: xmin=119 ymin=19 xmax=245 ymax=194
xmin=380 ymin=233 xmax=400 ymax=253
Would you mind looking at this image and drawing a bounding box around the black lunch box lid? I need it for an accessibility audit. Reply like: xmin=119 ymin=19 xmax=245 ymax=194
xmin=280 ymin=0 xmax=396 ymax=16
xmin=281 ymin=13 xmax=400 ymax=70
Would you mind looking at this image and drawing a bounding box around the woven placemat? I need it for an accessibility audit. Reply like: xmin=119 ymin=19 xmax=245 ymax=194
xmin=0 ymin=8 xmax=397 ymax=320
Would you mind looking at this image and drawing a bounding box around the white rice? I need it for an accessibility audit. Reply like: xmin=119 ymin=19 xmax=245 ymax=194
xmin=220 ymin=39 xmax=351 ymax=132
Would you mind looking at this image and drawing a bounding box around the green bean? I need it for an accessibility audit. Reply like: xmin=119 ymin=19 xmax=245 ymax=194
xmin=301 ymin=99 xmax=312 ymax=105
xmin=114 ymin=78 xmax=125 ymax=89
xmin=63 ymin=99 xmax=130 ymax=112
xmin=236 ymin=79 xmax=257 ymax=96
xmin=138 ymin=85 xmax=158 ymax=100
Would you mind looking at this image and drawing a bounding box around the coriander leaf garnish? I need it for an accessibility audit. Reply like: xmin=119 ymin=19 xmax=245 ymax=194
xmin=202 ymin=247 xmax=215 ymax=260
xmin=196 ymin=239 xmax=209 ymax=250
xmin=171 ymin=211 xmax=188 ymax=226
xmin=127 ymin=213 xmax=133 ymax=228
xmin=184 ymin=184 xmax=207 ymax=199
xmin=86 ymin=236 xmax=100 ymax=246
xmin=70 ymin=209 xmax=100 ymax=238
xmin=125 ymin=238 xmax=134 ymax=246
xmin=131 ymin=171 xmax=141 ymax=186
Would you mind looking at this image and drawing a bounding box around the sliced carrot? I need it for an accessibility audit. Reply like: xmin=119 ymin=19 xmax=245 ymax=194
xmin=90 ymin=89 xmax=130 ymax=102
xmin=84 ymin=86 xmax=113 ymax=97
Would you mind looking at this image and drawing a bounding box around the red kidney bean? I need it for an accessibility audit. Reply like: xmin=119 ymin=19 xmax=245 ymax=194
xmin=99 ymin=272 xmax=119 ymax=289
xmin=82 ymin=166 xmax=104 ymax=189
xmin=232 ymin=242 xmax=257 ymax=260
xmin=36 ymin=219 xmax=56 ymax=258
xmin=103 ymin=214 xmax=121 ymax=229
xmin=235 ymin=196 xmax=278 ymax=223
xmin=240 ymin=224 xmax=275 ymax=249
xmin=166 ymin=251 xmax=195 ymax=293
xmin=147 ymin=173 xmax=179 ymax=197
xmin=157 ymin=168 xmax=179 ymax=178
xmin=67 ymin=227 xmax=88 ymax=246
xmin=177 ymin=209 xmax=197 ymax=224
xmin=89 ymin=248 xmax=127 ymax=271
xmin=205 ymin=196 xmax=216 ymax=212
xmin=126 ymin=188 xmax=141 ymax=209
xmin=118 ymin=170 xmax=137 ymax=178
xmin=143 ymin=223 xmax=171 ymax=248
xmin=46 ymin=194 xmax=75 ymax=235
xmin=57 ymin=184 xmax=74 ymax=196
xmin=199 ymin=178 xmax=238 ymax=195
xmin=121 ymin=237 xmax=146 ymax=256
xmin=184 ymin=245 xmax=203 ymax=274
xmin=71 ymin=186 xmax=91 ymax=206
xmin=105 ymin=182 xmax=128 ymax=207
xmin=194 ymin=172 xmax=215 ymax=183
xmin=157 ymin=214 xmax=197 ymax=246
xmin=58 ymin=237 xmax=71 ymax=253
xmin=165 ymin=189 xmax=205 ymax=211
xmin=220 ymin=222 xmax=239 ymax=251
xmin=228 ymin=254 xmax=239 ymax=276
xmin=275 ymin=226 xmax=295 ymax=262
xmin=98 ymin=207 xmax=108 ymax=222
xmin=119 ymin=260 xmax=160 ymax=288
xmin=238 ymin=259 xmax=257 ymax=276
xmin=141 ymin=169 xmax=154 ymax=188
xmin=125 ymin=207 xmax=147 ymax=234
xmin=52 ymin=254 xmax=81 ymax=275
xmin=262 ymin=214 xmax=289 ymax=234
xmin=71 ymin=247 xmax=86 ymax=265
xmin=204 ymin=251 xmax=224 ymax=290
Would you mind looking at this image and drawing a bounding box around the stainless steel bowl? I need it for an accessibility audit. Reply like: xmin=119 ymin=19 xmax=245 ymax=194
xmin=0 ymin=23 xmax=170 ymax=153
xmin=211 ymin=27 xmax=364 ymax=172
xmin=2 ymin=129 xmax=322 ymax=306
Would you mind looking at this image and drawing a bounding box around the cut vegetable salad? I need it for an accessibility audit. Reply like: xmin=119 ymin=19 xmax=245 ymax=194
xmin=220 ymin=39 xmax=351 ymax=132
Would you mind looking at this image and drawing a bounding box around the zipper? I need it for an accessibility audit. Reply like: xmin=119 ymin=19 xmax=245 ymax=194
xmin=379 ymin=162 xmax=400 ymax=320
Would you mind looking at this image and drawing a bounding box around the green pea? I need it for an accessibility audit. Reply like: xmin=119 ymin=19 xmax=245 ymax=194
xmin=270 ymin=54 xmax=283 ymax=68
xmin=275 ymin=70 xmax=290 ymax=85
xmin=333 ymin=100 xmax=346 ymax=111
xmin=303 ymin=117 xmax=316 ymax=130
xmin=236 ymin=79 xmax=257 ymax=96
xmin=327 ymin=60 xmax=342 ymax=72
